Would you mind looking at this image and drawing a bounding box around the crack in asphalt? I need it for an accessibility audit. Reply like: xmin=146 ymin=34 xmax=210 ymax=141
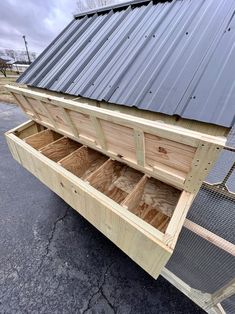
xmin=36 ymin=205 xmax=70 ymax=274
xmin=81 ymin=262 xmax=117 ymax=314
xmin=0 ymin=206 xmax=70 ymax=306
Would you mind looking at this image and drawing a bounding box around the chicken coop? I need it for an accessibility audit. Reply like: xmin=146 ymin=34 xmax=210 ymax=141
xmin=5 ymin=0 xmax=235 ymax=312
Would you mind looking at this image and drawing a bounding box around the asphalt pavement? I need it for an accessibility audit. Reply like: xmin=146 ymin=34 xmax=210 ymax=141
xmin=0 ymin=102 xmax=204 ymax=313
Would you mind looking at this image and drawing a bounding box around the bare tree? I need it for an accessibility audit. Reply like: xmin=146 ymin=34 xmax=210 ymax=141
xmin=76 ymin=0 xmax=118 ymax=12
xmin=31 ymin=52 xmax=37 ymax=61
xmin=0 ymin=58 xmax=10 ymax=77
xmin=4 ymin=49 xmax=15 ymax=61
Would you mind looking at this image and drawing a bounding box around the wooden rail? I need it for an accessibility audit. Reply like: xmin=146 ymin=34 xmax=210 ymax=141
xmin=6 ymin=84 xmax=226 ymax=194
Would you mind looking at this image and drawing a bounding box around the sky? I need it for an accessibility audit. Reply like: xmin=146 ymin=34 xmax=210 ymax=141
xmin=0 ymin=0 xmax=127 ymax=55
xmin=0 ymin=0 xmax=88 ymax=54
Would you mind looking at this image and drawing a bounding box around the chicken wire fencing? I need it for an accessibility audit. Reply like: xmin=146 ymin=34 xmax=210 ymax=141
xmin=165 ymin=126 xmax=235 ymax=313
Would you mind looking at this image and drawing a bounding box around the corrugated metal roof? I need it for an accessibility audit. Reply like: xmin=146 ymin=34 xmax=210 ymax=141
xmin=18 ymin=0 xmax=235 ymax=128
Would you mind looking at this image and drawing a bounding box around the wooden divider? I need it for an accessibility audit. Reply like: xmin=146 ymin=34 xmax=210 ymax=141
xmin=6 ymin=119 xmax=235 ymax=284
xmin=59 ymin=146 xmax=108 ymax=180
xmin=6 ymin=85 xmax=226 ymax=193
xmin=24 ymin=129 xmax=62 ymax=150
xmin=40 ymin=137 xmax=82 ymax=162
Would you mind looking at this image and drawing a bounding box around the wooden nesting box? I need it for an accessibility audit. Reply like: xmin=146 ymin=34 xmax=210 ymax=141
xmin=5 ymin=85 xmax=225 ymax=278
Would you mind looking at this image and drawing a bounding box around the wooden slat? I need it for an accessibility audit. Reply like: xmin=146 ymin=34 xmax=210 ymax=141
xmin=184 ymin=219 xmax=235 ymax=256
xmin=8 ymin=120 xmax=41 ymax=139
xmin=211 ymin=279 xmax=235 ymax=306
xmin=12 ymin=92 xmax=39 ymax=119
xmin=40 ymin=137 xmax=82 ymax=162
xmin=133 ymin=129 xmax=145 ymax=166
xmin=24 ymin=129 xmax=62 ymax=150
xmin=6 ymin=85 xmax=226 ymax=147
xmin=24 ymin=117 xmax=186 ymax=189
xmin=122 ymin=175 xmax=148 ymax=212
xmin=5 ymin=85 xmax=225 ymax=192
xmin=164 ymin=191 xmax=195 ymax=248
xmin=185 ymin=141 xmax=223 ymax=193
xmin=161 ymin=268 xmax=216 ymax=313
xmin=35 ymin=99 xmax=58 ymax=128
xmin=10 ymin=92 xmax=27 ymax=112
xmin=60 ymin=106 xmax=80 ymax=138
xmin=90 ymin=115 xmax=107 ymax=149
xmin=21 ymin=95 xmax=41 ymax=120
xmin=6 ymin=128 xmax=171 ymax=278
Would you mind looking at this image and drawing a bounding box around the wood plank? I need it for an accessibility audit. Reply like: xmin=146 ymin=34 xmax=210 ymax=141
xmin=59 ymin=146 xmax=108 ymax=180
xmin=211 ymin=279 xmax=235 ymax=306
xmin=185 ymin=141 xmax=223 ymax=193
xmin=122 ymin=175 xmax=147 ymax=209
xmin=13 ymin=93 xmax=41 ymax=121
xmin=35 ymin=99 xmax=58 ymax=128
xmin=90 ymin=115 xmax=107 ymax=149
xmin=5 ymin=85 xmax=225 ymax=193
xmin=20 ymin=95 xmax=41 ymax=120
xmin=6 ymin=85 xmax=226 ymax=147
xmin=164 ymin=191 xmax=195 ymax=248
xmin=209 ymin=304 xmax=226 ymax=314
xmin=161 ymin=268 xmax=214 ymax=312
xmin=98 ymin=100 xmax=228 ymax=137
xmin=24 ymin=129 xmax=62 ymax=150
xmin=11 ymin=121 xmax=41 ymax=139
xmin=183 ymin=219 xmax=235 ymax=256
xmin=145 ymin=132 xmax=196 ymax=174
xmin=11 ymin=92 xmax=26 ymax=110
xmin=60 ymin=107 xmax=80 ymax=138
xmin=122 ymin=177 xmax=180 ymax=233
xmin=5 ymin=120 xmax=36 ymax=135
xmin=6 ymin=130 xmax=171 ymax=278
xmin=133 ymin=129 xmax=145 ymax=166
xmin=40 ymin=137 xmax=82 ymax=162
xmin=28 ymin=117 xmax=186 ymax=189
xmin=5 ymin=87 xmax=224 ymax=192
xmin=113 ymin=167 xmax=143 ymax=194
xmin=87 ymin=159 xmax=123 ymax=193
xmin=135 ymin=203 xmax=170 ymax=233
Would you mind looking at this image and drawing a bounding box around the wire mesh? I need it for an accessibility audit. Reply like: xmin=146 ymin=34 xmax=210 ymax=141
xmin=166 ymin=127 xmax=235 ymax=310
xmin=222 ymin=295 xmax=235 ymax=314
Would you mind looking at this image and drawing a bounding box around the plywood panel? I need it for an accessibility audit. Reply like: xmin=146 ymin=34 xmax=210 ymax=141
xmin=40 ymin=137 xmax=82 ymax=162
xmin=24 ymin=129 xmax=62 ymax=150
xmin=59 ymin=147 xmax=108 ymax=180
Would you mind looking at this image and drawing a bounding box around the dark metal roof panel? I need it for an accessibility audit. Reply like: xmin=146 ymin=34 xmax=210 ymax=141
xmin=18 ymin=0 xmax=235 ymax=127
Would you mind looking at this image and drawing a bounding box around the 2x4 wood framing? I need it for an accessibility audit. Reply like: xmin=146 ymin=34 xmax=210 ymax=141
xmin=6 ymin=85 xmax=225 ymax=194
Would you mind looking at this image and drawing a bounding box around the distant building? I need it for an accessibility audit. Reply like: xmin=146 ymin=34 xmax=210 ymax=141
xmin=12 ymin=61 xmax=30 ymax=73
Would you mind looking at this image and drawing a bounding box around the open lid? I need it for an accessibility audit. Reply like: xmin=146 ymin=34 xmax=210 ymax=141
xmin=6 ymin=85 xmax=225 ymax=193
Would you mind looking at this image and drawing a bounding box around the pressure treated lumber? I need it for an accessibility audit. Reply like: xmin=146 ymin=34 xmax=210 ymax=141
xmin=5 ymin=120 xmax=233 ymax=287
xmin=4 ymin=114 xmax=232 ymax=312
xmin=24 ymin=129 xmax=62 ymax=150
xmin=161 ymin=268 xmax=226 ymax=314
xmin=59 ymin=146 xmax=108 ymax=180
xmin=40 ymin=137 xmax=82 ymax=162
xmin=183 ymin=219 xmax=235 ymax=256
xmin=6 ymin=127 xmax=173 ymax=278
xmin=6 ymin=85 xmax=225 ymax=193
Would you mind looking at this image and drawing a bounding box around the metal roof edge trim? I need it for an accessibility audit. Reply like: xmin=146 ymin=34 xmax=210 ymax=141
xmin=74 ymin=0 xmax=173 ymax=19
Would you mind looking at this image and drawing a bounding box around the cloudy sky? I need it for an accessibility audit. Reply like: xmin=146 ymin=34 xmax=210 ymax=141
xmin=0 ymin=0 xmax=125 ymax=55
xmin=0 ymin=0 xmax=81 ymax=53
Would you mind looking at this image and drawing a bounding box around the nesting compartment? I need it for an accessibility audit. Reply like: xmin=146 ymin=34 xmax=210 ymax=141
xmin=13 ymin=122 xmax=182 ymax=233
xmin=5 ymin=86 xmax=225 ymax=280
xmin=5 ymin=121 xmax=197 ymax=278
